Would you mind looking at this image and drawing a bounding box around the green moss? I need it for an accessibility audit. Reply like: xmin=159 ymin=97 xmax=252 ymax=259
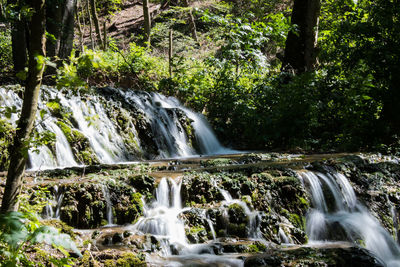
xmin=130 ymin=192 xmax=144 ymax=223
xmin=246 ymin=244 xmax=260 ymax=253
xmin=115 ymin=252 xmax=145 ymax=266
xmin=57 ymin=121 xmax=99 ymax=165
xmin=246 ymin=242 xmax=266 ymax=253
xmin=201 ymin=158 xmax=234 ymax=167
xmin=104 ymin=259 xmax=116 ymax=267
xmin=288 ymin=213 xmax=306 ymax=230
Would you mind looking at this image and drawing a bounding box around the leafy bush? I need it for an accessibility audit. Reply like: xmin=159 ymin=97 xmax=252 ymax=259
xmin=0 ymin=27 xmax=12 ymax=74
xmin=0 ymin=211 xmax=81 ymax=266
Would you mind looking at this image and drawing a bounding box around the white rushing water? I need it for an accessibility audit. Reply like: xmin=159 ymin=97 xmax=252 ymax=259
xmin=132 ymin=177 xmax=254 ymax=266
xmin=102 ymin=185 xmax=114 ymax=226
xmin=298 ymin=170 xmax=400 ymax=267
xmin=0 ymin=86 xmax=236 ymax=170
xmin=43 ymin=185 xmax=64 ymax=219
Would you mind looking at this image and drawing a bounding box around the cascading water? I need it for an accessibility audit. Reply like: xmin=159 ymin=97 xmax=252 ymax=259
xmin=298 ymin=170 xmax=400 ymax=266
xmin=214 ymin=181 xmax=263 ymax=239
xmin=0 ymin=86 xmax=236 ymax=170
xmin=43 ymin=185 xmax=64 ymax=219
xmin=132 ymin=177 xmax=261 ymax=266
xmin=102 ymin=185 xmax=114 ymax=226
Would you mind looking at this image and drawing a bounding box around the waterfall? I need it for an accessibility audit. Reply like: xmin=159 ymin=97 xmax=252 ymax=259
xmin=134 ymin=178 xmax=188 ymax=254
xmin=132 ymin=177 xmax=246 ymax=266
xmin=298 ymin=170 xmax=400 ymax=267
xmin=43 ymin=185 xmax=64 ymax=219
xmin=0 ymin=86 xmax=236 ymax=171
xmin=215 ymin=182 xmax=263 ymax=239
xmin=102 ymin=185 xmax=114 ymax=226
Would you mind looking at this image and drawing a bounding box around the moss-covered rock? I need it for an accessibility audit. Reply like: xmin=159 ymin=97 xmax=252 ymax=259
xmin=244 ymin=246 xmax=384 ymax=267
xmin=181 ymin=172 xmax=223 ymax=205
xmin=57 ymin=121 xmax=99 ymax=165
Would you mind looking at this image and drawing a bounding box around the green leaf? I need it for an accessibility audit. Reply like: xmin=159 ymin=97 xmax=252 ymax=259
xmin=40 ymin=109 xmax=47 ymax=120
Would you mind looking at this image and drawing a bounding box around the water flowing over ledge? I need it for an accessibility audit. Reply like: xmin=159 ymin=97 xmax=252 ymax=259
xmin=37 ymin=155 xmax=399 ymax=266
xmin=0 ymin=85 xmax=237 ymax=170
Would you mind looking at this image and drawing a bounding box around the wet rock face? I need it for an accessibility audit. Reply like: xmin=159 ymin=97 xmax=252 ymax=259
xmin=180 ymin=170 xmax=310 ymax=244
xmin=181 ymin=172 xmax=223 ymax=204
xmin=49 ymin=181 xmax=144 ymax=228
xmin=244 ymin=246 xmax=385 ymax=267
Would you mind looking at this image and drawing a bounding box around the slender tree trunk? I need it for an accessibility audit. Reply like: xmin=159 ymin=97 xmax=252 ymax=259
xmin=103 ymin=20 xmax=107 ymax=50
xmin=76 ymin=2 xmax=84 ymax=52
xmin=86 ymin=0 xmax=95 ymax=49
xmin=281 ymin=0 xmax=321 ymax=73
xmin=0 ymin=2 xmax=5 ymax=21
xmin=58 ymin=0 xmax=76 ymax=58
xmin=7 ymin=0 xmax=28 ymax=74
xmin=46 ymin=0 xmax=76 ymax=60
xmin=10 ymin=20 xmax=28 ymax=74
xmin=169 ymin=29 xmax=173 ymax=77
xmin=182 ymin=0 xmax=198 ymax=44
xmin=1 ymin=0 xmax=46 ymax=213
xmin=143 ymin=0 xmax=151 ymax=47
xmin=89 ymin=0 xmax=103 ymax=49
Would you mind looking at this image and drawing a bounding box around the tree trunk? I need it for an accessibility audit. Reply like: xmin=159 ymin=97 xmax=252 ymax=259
xmin=143 ymin=0 xmax=151 ymax=47
xmin=7 ymin=0 xmax=28 ymax=74
xmin=58 ymin=0 xmax=77 ymax=58
xmin=182 ymin=0 xmax=198 ymax=44
xmin=1 ymin=0 xmax=46 ymax=213
xmin=46 ymin=0 xmax=76 ymax=60
xmin=90 ymin=0 xmax=103 ymax=49
xmin=10 ymin=20 xmax=28 ymax=74
xmin=86 ymin=0 xmax=95 ymax=49
xmin=103 ymin=20 xmax=107 ymax=50
xmin=281 ymin=0 xmax=321 ymax=73
xmin=169 ymin=29 xmax=173 ymax=77
xmin=76 ymin=1 xmax=84 ymax=52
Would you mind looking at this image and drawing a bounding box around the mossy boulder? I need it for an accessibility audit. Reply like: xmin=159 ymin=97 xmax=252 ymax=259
xmin=181 ymin=172 xmax=223 ymax=204
xmin=128 ymin=174 xmax=156 ymax=194
xmin=57 ymin=121 xmax=99 ymax=165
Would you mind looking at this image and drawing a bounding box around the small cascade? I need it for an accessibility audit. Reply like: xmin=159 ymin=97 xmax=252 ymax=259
xmin=132 ymin=177 xmax=264 ymax=266
xmin=214 ymin=181 xmax=263 ymax=239
xmin=134 ymin=178 xmax=188 ymax=254
xmin=101 ymin=185 xmax=114 ymax=226
xmin=43 ymin=185 xmax=64 ymax=219
xmin=298 ymin=170 xmax=400 ymax=266
xmin=0 ymin=86 xmax=236 ymax=171
xmin=278 ymin=228 xmax=292 ymax=244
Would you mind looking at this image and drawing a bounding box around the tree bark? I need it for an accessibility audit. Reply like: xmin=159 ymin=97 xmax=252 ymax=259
xmin=89 ymin=0 xmax=103 ymax=49
xmin=1 ymin=0 xmax=46 ymax=213
xmin=143 ymin=0 xmax=151 ymax=47
xmin=8 ymin=0 xmax=28 ymax=74
xmin=169 ymin=29 xmax=173 ymax=77
xmin=281 ymin=0 xmax=321 ymax=73
xmin=103 ymin=20 xmax=107 ymax=50
xmin=58 ymin=0 xmax=77 ymax=58
xmin=86 ymin=0 xmax=95 ymax=49
xmin=76 ymin=1 xmax=84 ymax=52
xmin=10 ymin=20 xmax=28 ymax=74
xmin=182 ymin=0 xmax=198 ymax=44
xmin=46 ymin=0 xmax=76 ymax=60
